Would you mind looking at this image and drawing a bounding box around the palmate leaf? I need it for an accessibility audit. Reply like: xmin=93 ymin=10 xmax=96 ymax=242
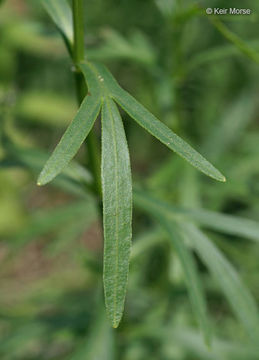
xmin=84 ymin=62 xmax=225 ymax=182
xmin=101 ymin=97 xmax=132 ymax=328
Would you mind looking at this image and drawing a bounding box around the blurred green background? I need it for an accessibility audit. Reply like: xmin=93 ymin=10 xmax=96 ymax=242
xmin=0 ymin=0 xmax=259 ymax=359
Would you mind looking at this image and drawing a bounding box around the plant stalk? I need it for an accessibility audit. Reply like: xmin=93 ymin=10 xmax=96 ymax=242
xmin=72 ymin=0 xmax=85 ymax=64
xmin=72 ymin=0 xmax=102 ymax=199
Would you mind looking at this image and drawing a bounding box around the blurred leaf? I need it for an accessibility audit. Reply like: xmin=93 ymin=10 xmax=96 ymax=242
xmin=88 ymin=29 xmax=156 ymax=66
xmin=70 ymin=309 xmax=115 ymax=360
xmin=158 ymin=217 xmax=211 ymax=345
xmin=211 ymin=18 xmax=259 ymax=64
xmin=45 ymin=219 xmax=87 ymax=256
xmin=0 ymin=144 xmax=92 ymax=198
xmin=131 ymin=228 xmax=163 ymax=260
xmin=134 ymin=192 xmax=211 ymax=344
xmin=10 ymin=201 xmax=96 ymax=249
xmin=134 ymin=190 xmax=259 ymax=243
xmin=0 ymin=173 xmax=26 ymax=235
xmin=134 ymin=190 xmax=259 ymax=342
xmin=155 ymin=0 xmax=176 ymax=17
xmin=0 ymin=323 xmax=46 ymax=357
xmin=187 ymin=40 xmax=259 ymax=72
xmin=18 ymin=91 xmax=77 ymax=127
xmin=183 ymin=223 xmax=259 ymax=344
xmin=180 ymin=207 xmax=259 ymax=243
xmin=41 ymin=0 xmax=73 ymax=49
xmin=179 ymin=164 xmax=201 ymax=208
xmin=165 ymin=327 xmax=259 ymax=360
xmin=4 ymin=21 xmax=65 ymax=57
xmin=202 ymin=91 xmax=257 ymax=162
xmin=102 ymin=97 xmax=132 ymax=328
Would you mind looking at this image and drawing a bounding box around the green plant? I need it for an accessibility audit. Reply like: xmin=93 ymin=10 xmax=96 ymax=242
xmin=37 ymin=0 xmax=226 ymax=330
xmin=1 ymin=0 xmax=259 ymax=357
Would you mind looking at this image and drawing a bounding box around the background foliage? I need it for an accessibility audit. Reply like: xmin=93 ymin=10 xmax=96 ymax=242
xmin=0 ymin=0 xmax=259 ymax=359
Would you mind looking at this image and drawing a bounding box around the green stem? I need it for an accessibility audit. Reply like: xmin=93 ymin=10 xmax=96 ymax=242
xmin=72 ymin=0 xmax=84 ymax=64
xmin=72 ymin=0 xmax=102 ymax=199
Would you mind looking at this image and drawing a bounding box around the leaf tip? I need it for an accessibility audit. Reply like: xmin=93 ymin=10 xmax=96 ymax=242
xmin=212 ymin=171 xmax=226 ymax=183
xmin=219 ymin=175 xmax=226 ymax=182
xmin=110 ymin=316 xmax=121 ymax=329
xmin=37 ymin=172 xmax=48 ymax=187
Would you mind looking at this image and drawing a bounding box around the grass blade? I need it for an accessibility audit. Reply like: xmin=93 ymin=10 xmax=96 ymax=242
xmin=90 ymin=63 xmax=225 ymax=182
xmin=183 ymin=223 xmax=259 ymax=343
xmin=37 ymin=66 xmax=102 ymax=186
xmin=101 ymin=97 xmax=132 ymax=328
xmin=41 ymin=0 xmax=73 ymax=46
xmin=158 ymin=217 xmax=211 ymax=345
